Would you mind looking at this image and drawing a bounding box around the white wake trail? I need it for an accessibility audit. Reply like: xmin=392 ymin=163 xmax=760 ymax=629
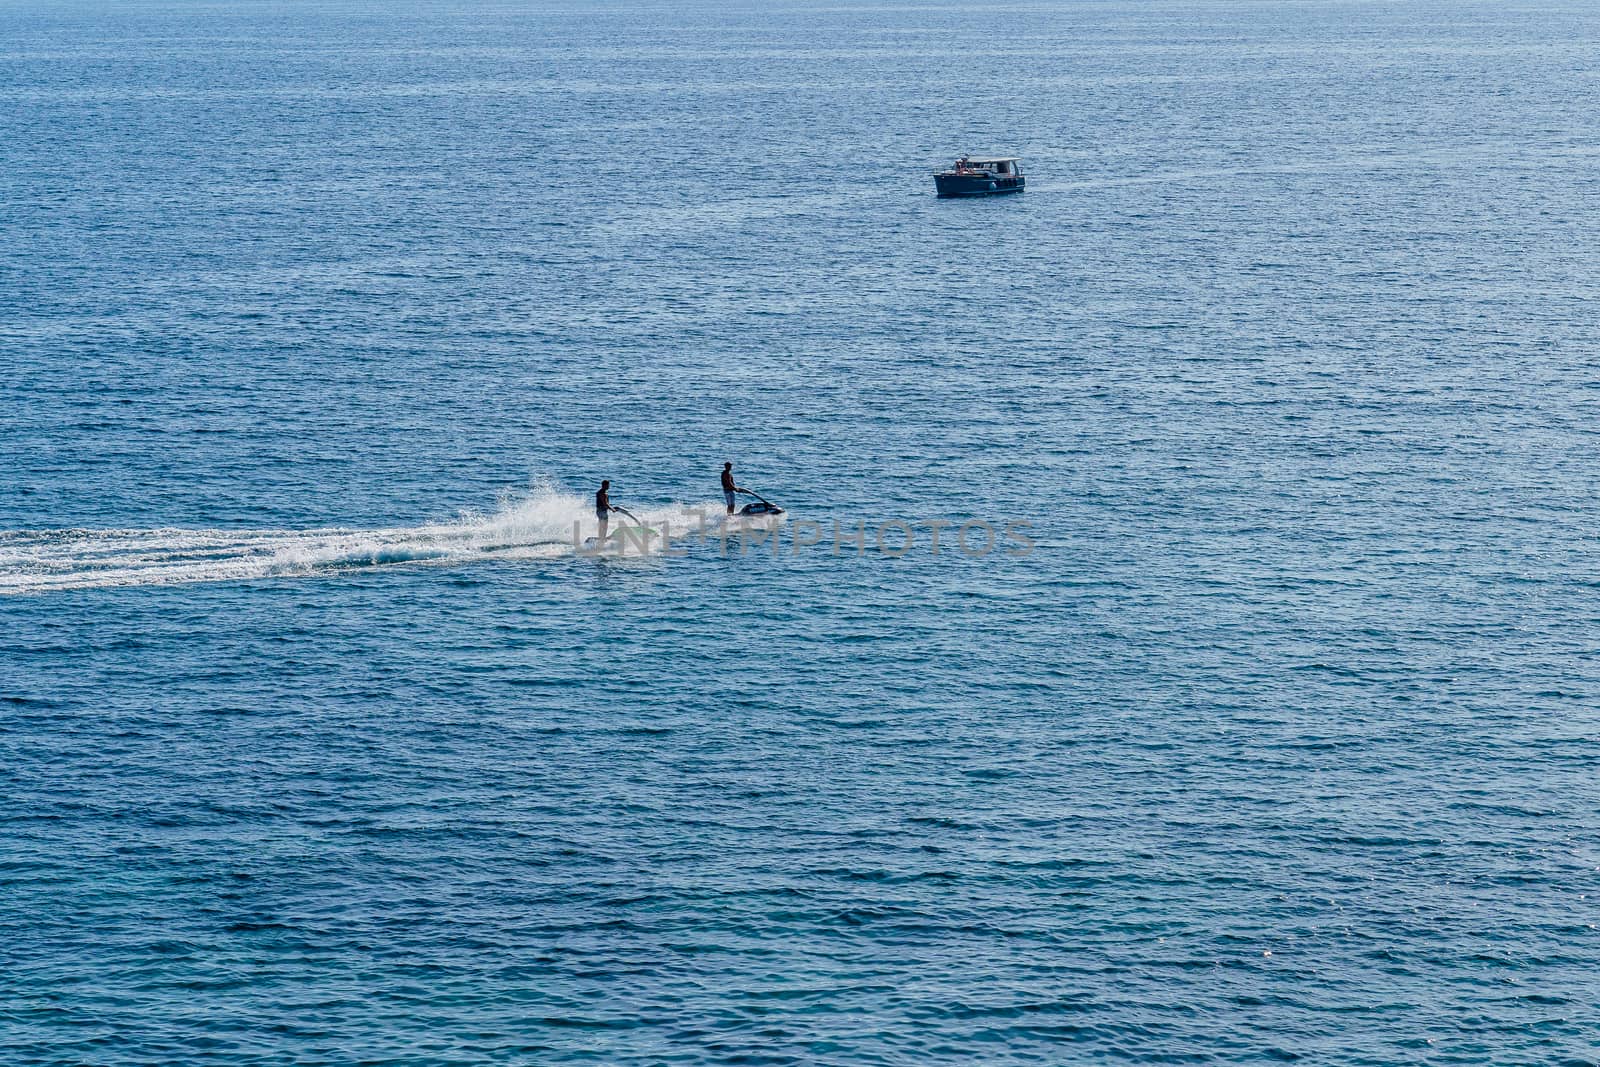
xmin=0 ymin=489 xmax=722 ymax=594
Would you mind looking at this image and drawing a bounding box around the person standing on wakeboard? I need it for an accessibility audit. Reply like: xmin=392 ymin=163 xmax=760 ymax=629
xmin=721 ymin=462 xmax=744 ymax=515
xmin=596 ymin=480 xmax=613 ymax=541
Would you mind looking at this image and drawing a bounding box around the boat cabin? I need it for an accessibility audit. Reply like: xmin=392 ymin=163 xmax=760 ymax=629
xmin=955 ymin=156 xmax=1021 ymax=176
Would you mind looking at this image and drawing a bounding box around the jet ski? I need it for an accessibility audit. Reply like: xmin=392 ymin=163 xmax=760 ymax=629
xmin=738 ymin=490 xmax=784 ymax=516
xmin=582 ymin=505 xmax=658 ymax=552
xmin=582 ymin=525 xmax=656 ymax=547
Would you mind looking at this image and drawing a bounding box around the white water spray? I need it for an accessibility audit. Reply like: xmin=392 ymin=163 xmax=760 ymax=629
xmin=0 ymin=486 xmax=718 ymax=594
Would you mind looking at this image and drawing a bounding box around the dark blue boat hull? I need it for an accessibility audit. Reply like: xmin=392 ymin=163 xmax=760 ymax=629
xmin=934 ymin=173 xmax=1025 ymax=198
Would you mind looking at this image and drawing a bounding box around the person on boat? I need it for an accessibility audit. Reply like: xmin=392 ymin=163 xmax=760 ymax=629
xmin=596 ymin=480 xmax=613 ymax=540
xmin=721 ymin=462 xmax=744 ymax=515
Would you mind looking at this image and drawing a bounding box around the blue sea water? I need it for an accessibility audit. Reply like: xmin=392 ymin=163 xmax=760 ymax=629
xmin=4 ymin=0 xmax=1600 ymax=1062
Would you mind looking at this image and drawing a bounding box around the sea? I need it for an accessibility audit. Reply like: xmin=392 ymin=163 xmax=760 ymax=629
xmin=3 ymin=0 xmax=1599 ymax=1063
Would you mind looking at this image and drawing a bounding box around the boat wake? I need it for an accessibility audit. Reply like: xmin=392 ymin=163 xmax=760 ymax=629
xmin=0 ymin=488 xmax=713 ymax=594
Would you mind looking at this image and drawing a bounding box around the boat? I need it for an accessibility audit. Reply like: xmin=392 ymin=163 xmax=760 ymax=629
xmin=933 ymin=156 xmax=1025 ymax=198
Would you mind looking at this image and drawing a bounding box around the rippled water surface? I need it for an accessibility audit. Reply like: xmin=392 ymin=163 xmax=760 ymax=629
xmin=4 ymin=0 xmax=1600 ymax=1063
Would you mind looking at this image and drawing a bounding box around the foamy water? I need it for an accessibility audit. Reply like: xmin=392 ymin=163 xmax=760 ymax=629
xmin=0 ymin=489 xmax=724 ymax=593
